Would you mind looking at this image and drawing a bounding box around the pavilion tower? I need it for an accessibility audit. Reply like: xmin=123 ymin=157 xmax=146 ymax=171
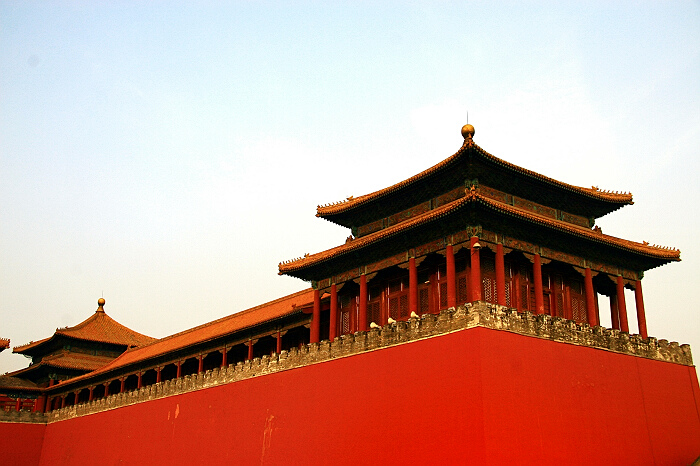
xmin=279 ymin=124 xmax=680 ymax=343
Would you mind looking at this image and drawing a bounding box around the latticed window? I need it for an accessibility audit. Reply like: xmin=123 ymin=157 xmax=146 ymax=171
xmin=339 ymin=294 xmax=354 ymax=335
xmin=519 ymin=263 xmax=532 ymax=312
xmin=368 ymin=301 xmax=381 ymax=326
xmin=481 ymin=255 xmax=497 ymax=304
xmin=435 ymin=263 xmax=448 ymax=311
xmin=455 ymin=257 xmax=469 ymax=305
xmin=504 ymin=261 xmax=513 ymax=307
xmin=386 ymin=275 xmax=409 ymax=321
xmin=570 ymin=279 xmax=587 ymax=323
xmin=551 ymin=274 xmax=565 ymax=318
xmin=368 ymin=283 xmax=383 ymax=325
xmin=457 ymin=276 xmax=468 ymax=304
xmin=419 ymin=286 xmax=430 ymax=314
xmin=439 ymin=282 xmax=448 ymax=308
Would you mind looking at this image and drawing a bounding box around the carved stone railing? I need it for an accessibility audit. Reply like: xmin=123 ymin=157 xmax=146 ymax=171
xmin=44 ymin=302 xmax=694 ymax=423
xmin=0 ymin=409 xmax=47 ymax=424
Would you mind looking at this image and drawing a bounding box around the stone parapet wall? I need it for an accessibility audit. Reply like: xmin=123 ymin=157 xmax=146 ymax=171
xmin=0 ymin=409 xmax=47 ymax=424
xmin=44 ymin=302 xmax=694 ymax=424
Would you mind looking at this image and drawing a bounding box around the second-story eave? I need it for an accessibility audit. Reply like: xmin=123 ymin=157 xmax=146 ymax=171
xmin=316 ymin=139 xmax=633 ymax=229
xmin=284 ymin=190 xmax=677 ymax=281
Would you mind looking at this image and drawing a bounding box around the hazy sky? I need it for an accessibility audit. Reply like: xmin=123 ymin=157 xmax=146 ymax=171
xmin=1 ymin=2 xmax=698 ymax=374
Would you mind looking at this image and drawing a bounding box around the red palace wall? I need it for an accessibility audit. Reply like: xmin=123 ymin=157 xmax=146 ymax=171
xmin=0 ymin=422 xmax=45 ymax=466
xmin=8 ymin=327 xmax=700 ymax=465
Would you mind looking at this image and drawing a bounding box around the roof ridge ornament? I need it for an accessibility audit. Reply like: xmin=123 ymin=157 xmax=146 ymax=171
xmin=461 ymin=124 xmax=475 ymax=141
xmin=96 ymin=298 xmax=105 ymax=313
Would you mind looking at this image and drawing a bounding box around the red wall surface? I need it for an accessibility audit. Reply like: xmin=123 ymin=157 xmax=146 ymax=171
xmin=0 ymin=422 xmax=45 ymax=466
xmin=30 ymin=328 xmax=700 ymax=465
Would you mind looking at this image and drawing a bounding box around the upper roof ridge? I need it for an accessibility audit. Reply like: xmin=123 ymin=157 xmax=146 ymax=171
xmin=316 ymin=125 xmax=633 ymax=221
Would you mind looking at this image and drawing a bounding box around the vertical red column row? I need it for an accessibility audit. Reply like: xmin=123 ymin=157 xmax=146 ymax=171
xmin=616 ymin=276 xmax=629 ymax=333
xmin=584 ymin=268 xmax=597 ymax=326
xmin=470 ymin=237 xmax=482 ymax=301
xmin=329 ymin=284 xmax=338 ymax=342
xmin=446 ymin=245 xmax=457 ymax=308
xmin=311 ymin=289 xmax=321 ymax=343
xmin=221 ymin=348 xmax=228 ymax=368
xmin=358 ymin=274 xmax=368 ymax=331
xmin=635 ymin=280 xmax=648 ymax=339
xmin=276 ymin=331 xmax=282 ymax=354
xmin=495 ymin=243 xmax=506 ymax=306
xmin=409 ymin=258 xmax=418 ymax=315
xmin=533 ymin=253 xmax=544 ymax=314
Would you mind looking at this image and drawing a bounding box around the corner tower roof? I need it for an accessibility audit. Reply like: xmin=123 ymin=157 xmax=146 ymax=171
xmin=13 ymin=299 xmax=156 ymax=356
xmin=317 ymin=128 xmax=633 ymax=228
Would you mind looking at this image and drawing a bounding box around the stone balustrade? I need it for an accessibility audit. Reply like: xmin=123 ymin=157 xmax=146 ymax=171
xmin=33 ymin=302 xmax=694 ymax=424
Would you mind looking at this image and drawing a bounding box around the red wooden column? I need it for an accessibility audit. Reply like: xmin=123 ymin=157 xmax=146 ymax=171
xmin=409 ymin=258 xmax=418 ymax=315
xmin=311 ymin=288 xmax=321 ymax=343
xmin=88 ymin=386 xmax=94 ymax=402
xmin=495 ymin=243 xmax=506 ymax=306
xmin=329 ymin=284 xmax=338 ymax=342
xmin=635 ymin=280 xmax=648 ymax=339
xmin=176 ymin=361 xmax=182 ymax=378
xmin=470 ymin=237 xmax=482 ymax=301
xmin=610 ymin=294 xmax=620 ymax=330
xmin=584 ymin=268 xmax=597 ymax=326
xmin=358 ymin=274 xmax=368 ymax=331
xmin=446 ymin=245 xmax=457 ymax=308
xmin=198 ymin=355 xmax=204 ymax=374
xmin=533 ymin=253 xmax=545 ymax=314
xmin=221 ymin=348 xmax=228 ymax=368
xmin=120 ymin=378 xmax=125 ymax=393
xmin=61 ymin=396 xmax=66 ymax=409
xmin=15 ymin=398 xmax=21 ymax=412
xmin=137 ymin=372 xmax=143 ymax=389
xmin=616 ymin=276 xmax=629 ymax=333
xmin=156 ymin=367 xmax=162 ymax=383
xmin=104 ymin=382 xmax=110 ymax=397
xmin=276 ymin=331 xmax=283 ymax=354
xmin=247 ymin=340 xmax=254 ymax=361
xmin=35 ymin=396 xmax=46 ymax=413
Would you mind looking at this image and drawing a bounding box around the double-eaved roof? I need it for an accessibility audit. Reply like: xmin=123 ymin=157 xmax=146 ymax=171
xmin=281 ymin=130 xmax=678 ymax=281
xmin=13 ymin=301 xmax=156 ymax=357
xmin=317 ymin=137 xmax=633 ymax=229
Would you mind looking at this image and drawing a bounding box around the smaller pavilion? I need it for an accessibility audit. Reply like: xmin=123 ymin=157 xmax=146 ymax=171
xmin=0 ymin=299 xmax=155 ymax=411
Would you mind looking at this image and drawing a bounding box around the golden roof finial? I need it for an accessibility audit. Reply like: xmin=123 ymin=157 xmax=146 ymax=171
xmin=97 ymin=297 xmax=105 ymax=313
xmin=461 ymin=124 xmax=475 ymax=140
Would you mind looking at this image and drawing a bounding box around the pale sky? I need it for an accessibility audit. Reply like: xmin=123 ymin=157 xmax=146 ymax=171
xmin=1 ymin=2 xmax=698 ymax=374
